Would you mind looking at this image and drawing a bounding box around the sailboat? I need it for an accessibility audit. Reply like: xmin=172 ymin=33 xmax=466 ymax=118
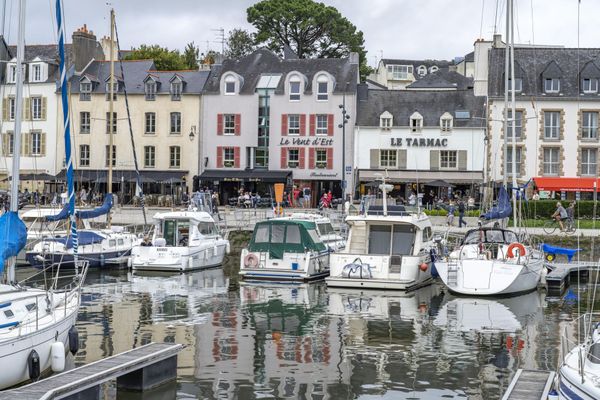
xmin=0 ymin=0 xmax=88 ymax=389
xmin=433 ymin=0 xmax=544 ymax=296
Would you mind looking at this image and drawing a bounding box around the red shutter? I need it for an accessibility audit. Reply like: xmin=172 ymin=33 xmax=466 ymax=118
xmin=309 ymin=114 xmax=316 ymax=136
xmin=280 ymin=148 xmax=287 ymax=169
xmin=216 ymin=146 xmax=223 ymax=167
xmin=233 ymin=147 xmax=240 ymax=168
xmin=309 ymin=148 xmax=315 ymax=169
xmin=327 ymin=114 xmax=334 ymax=136
xmin=299 ymin=114 xmax=306 ymax=136
xmin=234 ymin=114 xmax=241 ymax=135
xmin=299 ymin=148 xmax=305 ymax=169
xmin=217 ymin=114 xmax=223 ymax=135
xmin=281 ymin=114 xmax=288 ymax=136
xmin=327 ymin=148 xmax=333 ymax=169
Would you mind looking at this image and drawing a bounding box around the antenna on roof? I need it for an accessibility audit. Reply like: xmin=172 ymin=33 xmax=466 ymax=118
xmin=212 ymin=28 xmax=225 ymax=55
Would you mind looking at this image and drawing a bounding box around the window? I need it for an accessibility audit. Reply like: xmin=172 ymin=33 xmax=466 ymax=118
xmin=440 ymin=150 xmax=458 ymax=169
xmin=224 ymin=75 xmax=236 ymax=94
xmin=288 ymin=114 xmax=300 ymax=135
xmin=223 ymin=147 xmax=235 ymax=167
xmin=224 ymin=114 xmax=235 ymax=135
xmin=80 ymin=82 xmax=92 ymax=101
xmin=417 ymin=65 xmax=427 ymax=77
xmin=391 ymin=224 xmax=416 ymax=255
xmin=145 ymin=81 xmax=156 ymax=101
xmin=170 ymin=112 xmax=181 ymax=134
xmin=387 ymin=65 xmax=412 ymax=80
xmin=171 ymin=81 xmax=182 ymax=101
xmin=145 ymin=112 xmax=156 ymax=134
xmin=286 ymin=225 xmax=301 ymax=244
xmin=441 ymin=117 xmax=453 ymax=132
xmin=106 ymin=112 xmax=117 ymax=134
xmin=80 ymin=112 xmax=90 ymax=134
xmin=380 ymin=150 xmax=397 ymax=168
xmin=368 ymin=225 xmax=391 ymax=255
xmin=316 ymin=114 xmax=328 ymax=135
xmin=582 ymin=112 xmax=598 ymax=139
xmin=255 ymin=225 xmax=269 ymax=243
xmin=543 ymin=148 xmax=560 ymax=175
xmin=80 ymin=145 xmax=90 ymax=167
xmin=381 ymin=117 xmax=392 ymax=129
xmin=7 ymin=64 xmax=15 ymax=83
xmin=429 ymin=66 xmax=439 ymax=73
xmin=8 ymin=97 xmax=15 ymax=120
xmin=583 ymin=78 xmax=598 ymax=94
xmin=289 ymin=76 xmax=301 ymax=101
xmin=30 ymin=131 xmax=41 ymax=155
xmin=288 ymin=149 xmax=299 ymax=168
xmin=507 ymin=110 xmax=523 ymax=139
xmin=170 ymin=146 xmax=181 ymax=168
xmin=506 ymin=146 xmax=522 ymax=177
xmin=31 ymin=64 xmax=41 ymax=82
xmin=410 ymin=112 xmax=423 ymax=132
xmin=4 ymin=132 xmax=14 ymax=155
xmin=316 ymin=75 xmax=328 ymax=101
xmin=509 ymin=78 xmax=523 ymax=93
xmin=316 ymin=149 xmax=327 ymax=168
xmin=105 ymin=81 xmax=118 ymax=101
xmin=582 ymin=148 xmax=597 ymax=176
xmin=544 ymin=111 xmax=560 ymax=139
xmin=105 ymin=145 xmax=116 ymax=167
xmin=31 ymin=97 xmax=42 ymax=120
xmin=544 ymin=78 xmax=560 ymax=93
xmin=144 ymin=146 xmax=155 ymax=168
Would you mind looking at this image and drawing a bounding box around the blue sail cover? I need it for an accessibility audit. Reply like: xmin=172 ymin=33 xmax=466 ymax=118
xmin=0 ymin=212 xmax=27 ymax=273
xmin=76 ymin=194 xmax=113 ymax=219
xmin=49 ymin=230 xmax=104 ymax=249
xmin=44 ymin=205 xmax=69 ymax=222
xmin=481 ymin=186 xmax=512 ymax=220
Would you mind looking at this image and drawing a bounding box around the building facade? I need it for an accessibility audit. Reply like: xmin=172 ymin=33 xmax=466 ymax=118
xmin=199 ymin=49 xmax=358 ymax=205
xmin=369 ymin=58 xmax=452 ymax=90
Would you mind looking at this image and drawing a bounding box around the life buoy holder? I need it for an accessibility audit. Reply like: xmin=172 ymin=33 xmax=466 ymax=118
xmin=507 ymin=243 xmax=526 ymax=258
xmin=244 ymin=253 xmax=259 ymax=267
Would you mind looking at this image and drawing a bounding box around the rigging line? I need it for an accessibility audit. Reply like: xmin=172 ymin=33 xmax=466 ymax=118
xmin=113 ymin=14 xmax=147 ymax=226
xmin=479 ymin=0 xmax=485 ymax=39
xmin=493 ymin=0 xmax=500 ymax=34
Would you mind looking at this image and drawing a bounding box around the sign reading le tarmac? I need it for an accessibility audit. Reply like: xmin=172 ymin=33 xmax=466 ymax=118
xmin=390 ymin=138 xmax=448 ymax=147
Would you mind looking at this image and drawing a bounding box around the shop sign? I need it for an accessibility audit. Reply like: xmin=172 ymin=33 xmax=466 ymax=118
xmin=223 ymin=177 xmax=241 ymax=182
xmin=309 ymin=172 xmax=338 ymax=178
xmin=279 ymin=137 xmax=334 ymax=146
xmin=390 ymin=138 xmax=448 ymax=147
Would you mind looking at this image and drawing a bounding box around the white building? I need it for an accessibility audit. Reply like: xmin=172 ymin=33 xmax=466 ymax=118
xmin=368 ymin=58 xmax=452 ymax=90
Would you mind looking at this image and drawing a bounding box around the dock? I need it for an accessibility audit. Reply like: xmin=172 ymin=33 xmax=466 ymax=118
xmin=545 ymin=261 xmax=598 ymax=296
xmin=0 ymin=342 xmax=182 ymax=400
xmin=502 ymin=369 xmax=555 ymax=400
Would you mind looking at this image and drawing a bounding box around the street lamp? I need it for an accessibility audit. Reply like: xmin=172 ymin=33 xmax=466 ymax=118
xmin=189 ymin=125 xmax=196 ymax=141
xmin=338 ymin=92 xmax=351 ymax=209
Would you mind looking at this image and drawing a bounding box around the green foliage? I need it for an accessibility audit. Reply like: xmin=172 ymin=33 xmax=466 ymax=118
xmin=125 ymin=44 xmax=188 ymax=70
xmin=225 ymin=29 xmax=256 ymax=59
xmin=183 ymin=42 xmax=199 ymax=69
xmin=247 ymin=0 xmax=370 ymax=80
xmin=523 ymin=200 xmax=599 ymax=219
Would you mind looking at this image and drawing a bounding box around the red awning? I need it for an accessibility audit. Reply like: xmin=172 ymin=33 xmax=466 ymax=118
xmin=533 ymin=177 xmax=600 ymax=192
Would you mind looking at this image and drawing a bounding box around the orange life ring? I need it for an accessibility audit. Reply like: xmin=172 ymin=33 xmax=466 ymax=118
xmin=507 ymin=243 xmax=526 ymax=258
xmin=244 ymin=253 xmax=259 ymax=267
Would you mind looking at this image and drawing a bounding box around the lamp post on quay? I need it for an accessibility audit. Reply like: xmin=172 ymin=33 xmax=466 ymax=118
xmin=339 ymin=91 xmax=351 ymax=211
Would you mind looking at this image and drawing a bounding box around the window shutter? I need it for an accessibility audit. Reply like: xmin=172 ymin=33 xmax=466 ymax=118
xmin=327 ymin=148 xmax=333 ymax=169
xmin=398 ymin=149 xmax=407 ymax=169
xmin=216 ymin=146 xmax=223 ymax=167
xmin=41 ymin=97 xmax=47 ymax=120
xmin=1 ymin=134 xmax=7 ymax=155
xmin=281 ymin=114 xmax=288 ymax=136
xmin=23 ymin=98 xmax=30 ymax=120
xmin=458 ymin=150 xmax=467 ymax=170
xmin=309 ymin=148 xmax=315 ymax=169
xmin=281 ymin=148 xmax=287 ymax=169
xmin=217 ymin=114 xmax=223 ymax=135
xmin=430 ymin=150 xmax=440 ymax=170
xmin=2 ymin=99 xmax=7 ymax=120
xmin=233 ymin=147 xmax=240 ymax=168
xmin=21 ymin=133 xmax=30 ymax=156
xmin=41 ymin=132 xmax=46 ymax=156
xmin=234 ymin=114 xmax=241 ymax=135
xmin=309 ymin=114 xmax=316 ymax=136
xmin=370 ymin=149 xmax=379 ymax=169
xmin=299 ymin=114 xmax=306 ymax=136
xmin=327 ymin=114 xmax=334 ymax=136
xmin=299 ymin=148 xmax=305 ymax=169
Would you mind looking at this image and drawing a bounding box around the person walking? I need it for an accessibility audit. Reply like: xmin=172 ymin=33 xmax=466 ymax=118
xmin=447 ymin=201 xmax=456 ymax=226
xmin=458 ymin=199 xmax=467 ymax=227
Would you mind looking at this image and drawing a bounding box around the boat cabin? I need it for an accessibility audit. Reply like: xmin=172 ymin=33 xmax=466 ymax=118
xmin=248 ymin=220 xmax=327 ymax=259
xmin=462 ymin=228 xmax=518 ymax=245
xmin=153 ymin=211 xmax=219 ymax=247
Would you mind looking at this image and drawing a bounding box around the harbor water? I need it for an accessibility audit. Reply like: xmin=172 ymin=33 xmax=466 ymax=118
xmin=16 ymin=237 xmax=593 ymax=400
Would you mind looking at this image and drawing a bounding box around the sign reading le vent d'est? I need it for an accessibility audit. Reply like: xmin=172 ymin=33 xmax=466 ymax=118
xmin=390 ymin=137 xmax=448 ymax=147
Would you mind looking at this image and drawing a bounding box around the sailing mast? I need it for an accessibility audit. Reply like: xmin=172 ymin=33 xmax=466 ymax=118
xmin=107 ymin=8 xmax=115 ymax=228
xmin=508 ymin=0 xmax=518 ymax=228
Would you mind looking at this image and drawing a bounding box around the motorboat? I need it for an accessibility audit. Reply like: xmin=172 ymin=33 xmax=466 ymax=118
xmin=17 ymin=208 xmax=69 ymax=263
xmin=131 ymin=210 xmax=229 ymax=272
xmin=240 ymin=218 xmax=330 ymax=281
xmin=285 ymin=212 xmax=345 ymax=251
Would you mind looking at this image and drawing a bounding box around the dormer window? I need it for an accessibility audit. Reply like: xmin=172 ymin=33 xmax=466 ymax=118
xmin=583 ymin=78 xmax=598 ymax=94
xmin=440 ymin=112 xmax=453 ymax=132
xmin=171 ymin=81 xmax=182 ymax=101
xmin=80 ymin=80 xmax=92 ymax=101
xmin=429 ymin=66 xmax=439 ymax=73
xmin=387 ymin=65 xmax=412 ymax=80
xmin=509 ymin=78 xmax=522 ymax=93
xmin=289 ymin=75 xmax=301 ymax=101
xmin=417 ymin=65 xmax=427 ymax=77
xmin=316 ymin=75 xmax=328 ymax=101
xmin=224 ymin=75 xmax=236 ymax=95
xmin=145 ymin=80 xmax=156 ymax=101
xmin=544 ymin=78 xmax=560 ymax=93
xmin=410 ymin=112 xmax=423 ymax=133
xmin=31 ymin=64 xmax=41 ymax=82
xmin=7 ymin=64 xmax=16 ymax=83
xmin=105 ymin=81 xmax=118 ymax=101
xmin=379 ymin=111 xmax=393 ymax=129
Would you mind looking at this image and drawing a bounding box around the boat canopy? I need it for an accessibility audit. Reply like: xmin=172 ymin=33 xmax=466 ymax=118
xmin=0 ymin=212 xmax=27 ymax=273
xmin=44 ymin=194 xmax=113 ymax=222
xmin=462 ymin=228 xmax=518 ymax=245
xmin=481 ymin=186 xmax=512 ymax=220
xmin=48 ymin=230 xmax=104 ymax=249
xmin=248 ymin=219 xmax=326 ymax=259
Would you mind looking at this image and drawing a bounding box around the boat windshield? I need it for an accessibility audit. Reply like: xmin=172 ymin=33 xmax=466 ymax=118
xmin=367 ymin=224 xmax=416 ymax=256
xmin=198 ymin=221 xmax=217 ymax=236
xmin=163 ymin=219 xmax=190 ymax=246
xmin=316 ymin=222 xmax=334 ymax=236
xmin=463 ymin=229 xmax=518 ymax=245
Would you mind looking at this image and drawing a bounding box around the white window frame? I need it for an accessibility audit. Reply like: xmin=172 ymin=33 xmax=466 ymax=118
xmin=316 ymin=114 xmax=328 ymax=135
xmin=145 ymin=80 xmax=156 ymax=101
xmin=171 ymin=81 xmax=182 ymax=100
xmin=170 ymin=146 xmax=181 ymax=168
xmin=287 ymin=149 xmax=299 ymax=168
xmin=417 ymin=65 xmax=427 ymax=77
xmin=543 ymin=147 xmax=560 ymax=175
xmin=80 ymin=112 xmax=90 ymax=134
xmin=544 ymin=78 xmax=560 ymax=93
xmin=9 ymin=97 xmax=15 ymax=121
xmin=440 ymin=150 xmax=458 ymax=169
xmin=223 ymin=148 xmax=235 ymax=167
xmin=581 ymin=148 xmax=597 ymax=176
xmin=106 ymin=112 xmax=117 ymax=134
xmin=30 ymin=131 xmax=42 ymax=155
xmin=288 ymin=114 xmax=300 ymax=135
xmin=441 ymin=117 xmax=453 ymax=132
xmin=429 ymin=66 xmax=439 ymax=73
xmin=289 ymin=76 xmax=301 ymax=101
xmin=145 ymin=112 xmax=156 ymax=134
xmin=170 ymin=112 xmax=181 ymax=134
xmin=507 ymin=110 xmax=522 ymax=139
xmin=105 ymin=145 xmax=116 ymax=167
xmin=380 ymin=149 xmax=397 ymax=168
xmin=80 ymin=144 xmax=90 ymax=167
xmin=544 ymin=111 xmax=560 ymax=140
xmin=582 ymin=112 xmax=598 ymax=139
xmin=509 ymin=78 xmax=522 ymax=93
xmin=31 ymin=64 xmax=41 ymax=82
xmin=583 ymin=78 xmax=598 ymax=94
xmin=31 ymin=96 xmax=42 ymax=120
xmin=316 ymin=75 xmax=328 ymax=101
xmin=7 ymin=64 xmax=16 ymax=83
xmin=315 ymin=149 xmax=327 ymax=169
xmin=506 ymin=146 xmax=522 ymax=177
xmin=80 ymin=82 xmax=92 ymax=101
xmin=224 ymin=75 xmax=236 ymax=95
xmin=387 ymin=65 xmax=412 ymax=80
xmin=105 ymin=81 xmax=118 ymax=101
xmin=224 ymin=114 xmax=236 ymax=135
xmin=144 ymin=145 xmax=156 ymax=168
xmin=380 ymin=117 xmax=392 ymax=129
xmin=410 ymin=112 xmax=423 ymax=133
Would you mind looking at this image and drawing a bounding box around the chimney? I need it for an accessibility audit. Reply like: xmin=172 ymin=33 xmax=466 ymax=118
xmin=357 ymin=83 xmax=368 ymax=102
xmin=493 ymin=34 xmax=504 ymax=48
xmin=349 ymin=52 xmax=359 ymax=65
xmin=100 ymin=35 xmax=117 ymax=62
xmin=72 ymin=24 xmax=105 ymax=73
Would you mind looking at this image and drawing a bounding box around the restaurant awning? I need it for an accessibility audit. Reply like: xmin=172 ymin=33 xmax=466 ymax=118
xmin=198 ymin=169 xmax=292 ymax=183
xmin=533 ymin=177 xmax=600 ymax=192
xmin=55 ymin=170 xmax=189 ymax=183
xmin=358 ymin=170 xmax=483 ymax=184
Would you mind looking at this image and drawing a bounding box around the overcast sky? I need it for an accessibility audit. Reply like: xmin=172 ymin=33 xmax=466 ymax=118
xmin=5 ymin=0 xmax=600 ymax=66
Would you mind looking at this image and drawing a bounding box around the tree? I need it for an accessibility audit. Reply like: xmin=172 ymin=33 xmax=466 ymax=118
xmin=225 ymin=29 xmax=256 ymax=59
xmin=183 ymin=42 xmax=199 ymax=69
xmin=124 ymin=44 xmax=187 ymax=70
xmin=247 ymin=0 xmax=371 ymax=80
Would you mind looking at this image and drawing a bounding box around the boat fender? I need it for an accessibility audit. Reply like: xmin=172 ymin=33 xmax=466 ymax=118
xmin=51 ymin=341 xmax=66 ymax=372
xmin=244 ymin=253 xmax=259 ymax=268
xmin=419 ymin=263 xmax=428 ymax=272
xmin=28 ymin=349 xmax=40 ymax=381
xmin=507 ymin=243 xmax=526 ymax=258
xmin=127 ymin=257 xmax=132 ymax=268
xmin=226 ymin=242 xmax=231 ymax=254
xmin=100 ymin=254 xmax=105 ymax=267
xmin=68 ymin=326 xmax=79 ymax=355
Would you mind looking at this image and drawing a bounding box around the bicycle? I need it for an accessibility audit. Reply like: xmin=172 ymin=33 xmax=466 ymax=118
xmin=542 ymin=218 xmax=576 ymax=235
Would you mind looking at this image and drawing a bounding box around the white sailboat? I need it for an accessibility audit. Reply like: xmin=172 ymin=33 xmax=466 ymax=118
xmin=0 ymin=0 xmax=88 ymax=389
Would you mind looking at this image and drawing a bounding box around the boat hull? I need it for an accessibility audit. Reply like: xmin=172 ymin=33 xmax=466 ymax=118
xmin=558 ymin=346 xmax=600 ymax=400
xmin=239 ymin=249 xmax=330 ymax=281
xmin=326 ymin=276 xmax=433 ymax=291
xmin=26 ymin=249 xmax=130 ymax=268
xmin=131 ymin=242 xmax=228 ymax=272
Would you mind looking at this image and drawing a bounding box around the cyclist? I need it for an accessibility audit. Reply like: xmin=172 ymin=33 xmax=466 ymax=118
xmin=551 ymin=201 xmax=568 ymax=231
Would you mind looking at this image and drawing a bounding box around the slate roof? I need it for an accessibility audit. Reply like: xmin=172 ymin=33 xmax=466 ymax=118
xmin=203 ymin=48 xmax=358 ymax=95
xmin=68 ymin=60 xmax=209 ymax=94
xmin=488 ymin=47 xmax=600 ymax=98
xmin=356 ymin=89 xmax=486 ymax=128
xmin=5 ymin=43 xmax=73 ymax=83
xmin=406 ymin=70 xmax=473 ymax=90
xmin=464 ymin=51 xmax=475 ymax=62
xmin=381 ymin=58 xmax=452 ymax=70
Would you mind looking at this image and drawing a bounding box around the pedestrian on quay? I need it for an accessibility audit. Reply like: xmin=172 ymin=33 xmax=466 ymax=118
xmin=293 ymin=186 xmax=301 ymax=208
xmin=447 ymin=200 xmax=456 ymax=226
xmin=458 ymin=198 xmax=467 ymax=227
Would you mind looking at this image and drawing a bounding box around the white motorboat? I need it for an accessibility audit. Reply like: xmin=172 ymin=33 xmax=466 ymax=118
xmin=18 ymin=208 xmax=69 ymax=263
xmin=286 ymin=213 xmax=345 ymax=251
xmin=434 ymin=226 xmax=544 ymax=296
xmin=131 ymin=210 xmax=230 ymax=272
xmin=240 ymin=218 xmax=330 ymax=281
